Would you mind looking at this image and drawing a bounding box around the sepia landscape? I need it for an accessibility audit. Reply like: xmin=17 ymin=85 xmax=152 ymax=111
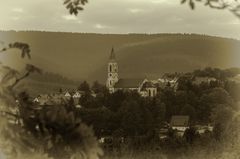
xmin=0 ymin=0 xmax=240 ymax=159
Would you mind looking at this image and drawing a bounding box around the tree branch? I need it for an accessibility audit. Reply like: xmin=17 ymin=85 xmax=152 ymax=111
xmin=10 ymin=71 xmax=30 ymax=89
xmin=0 ymin=110 xmax=19 ymax=118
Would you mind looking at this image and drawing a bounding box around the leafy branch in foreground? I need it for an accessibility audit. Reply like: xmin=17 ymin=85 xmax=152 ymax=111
xmin=63 ymin=0 xmax=88 ymax=15
xmin=10 ymin=64 xmax=42 ymax=89
xmin=181 ymin=0 xmax=240 ymax=18
xmin=0 ymin=41 xmax=102 ymax=159
xmin=0 ymin=42 xmax=31 ymax=59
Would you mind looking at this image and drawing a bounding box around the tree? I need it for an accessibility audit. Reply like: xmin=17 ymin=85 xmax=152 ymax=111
xmin=149 ymin=98 xmax=166 ymax=127
xmin=181 ymin=0 xmax=240 ymax=18
xmin=119 ymin=100 xmax=142 ymax=136
xmin=59 ymin=88 xmax=63 ymax=93
xmin=181 ymin=104 xmax=196 ymax=121
xmin=211 ymin=105 xmax=234 ymax=141
xmin=198 ymin=87 xmax=235 ymax=123
xmin=78 ymin=81 xmax=90 ymax=93
xmin=224 ymin=81 xmax=240 ymax=102
xmin=118 ymin=98 xmax=154 ymax=137
xmin=91 ymin=81 xmax=103 ymax=94
xmin=158 ymin=87 xmax=176 ymax=120
xmin=61 ymin=0 xmax=240 ymax=19
xmin=183 ymin=127 xmax=199 ymax=144
xmin=0 ymin=44 xmax=103 ymax=159
xmin=18 ymin=94 xmax=103 ymax=159
xmin=106 ymin=90 xmax=126 ymax=112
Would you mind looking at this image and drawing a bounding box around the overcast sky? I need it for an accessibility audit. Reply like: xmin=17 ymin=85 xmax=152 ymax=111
xmin=0 ymin=0 xmax=240 ymax=39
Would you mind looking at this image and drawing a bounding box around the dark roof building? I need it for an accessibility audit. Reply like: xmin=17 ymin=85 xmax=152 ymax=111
xmin=114 ymin=78 xmax=145 ymax=88
xmin=170 ymin=115 xmax=189 ymax=128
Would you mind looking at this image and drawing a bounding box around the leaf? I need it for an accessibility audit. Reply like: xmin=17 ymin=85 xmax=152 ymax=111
xmin=81 ymin=0 xmax=88 ymax=5
xmin=1 ymin=69 xmax=19 ymax=86
xmin=66 ymin=2 xmax=72 ymax=9
xmin=70 ymin=7 xmax=74 ymax=14
xmin=1 ymin=48 xmax=7 ymax=52
xmin=26 ymin=51 xmax=31 ymax=59
xmin=189 ymin=0 xmax=195 ymax=9
xmin=74 ymin=0 xmax=80 ymax=6
xmin=181 ymin=0 xmax=188 ymax=4
xmin=76 ymin=6 xmax=83 ymax=11
xmin=21 ymin=50 xmax=25 ymax=58
xmin=64 ymin=0 xmax=71 ymax=4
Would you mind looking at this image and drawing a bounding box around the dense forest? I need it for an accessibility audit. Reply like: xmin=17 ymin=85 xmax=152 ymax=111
xmin=76 ymin=67 xmax=240 ymax=136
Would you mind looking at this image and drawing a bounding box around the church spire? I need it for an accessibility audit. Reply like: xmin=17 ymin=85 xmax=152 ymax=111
xmin=107 ymin=47 xmax=118 ymax=93
xmin=109 ymin=47 xmax=116 ymax=60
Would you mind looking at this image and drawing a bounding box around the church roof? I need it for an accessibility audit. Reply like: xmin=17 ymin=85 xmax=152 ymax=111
xmin=142 ymin=81 xmax=156 ymax=88
xmin=109 ymin=47 xmax=116 ymax=61
xmin=114 ymin=78 xmax=145 ymax=88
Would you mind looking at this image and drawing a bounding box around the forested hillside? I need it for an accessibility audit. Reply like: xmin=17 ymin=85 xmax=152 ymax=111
xmin=1 ymin=31 xmax=239 ymax=83
xmin=14 ymin=72 xmax=79 ymax=96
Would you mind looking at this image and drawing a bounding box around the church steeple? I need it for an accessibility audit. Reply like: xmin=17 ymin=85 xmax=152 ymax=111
xmin=109 ymin=47 xmax=116 ymax=61
xmin=106 ymin=47 xmax=119 ymax=93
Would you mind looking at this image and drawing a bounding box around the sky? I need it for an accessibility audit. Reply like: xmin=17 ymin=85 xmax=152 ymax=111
xmin=0 ymin=0 xmax=240 ymax=39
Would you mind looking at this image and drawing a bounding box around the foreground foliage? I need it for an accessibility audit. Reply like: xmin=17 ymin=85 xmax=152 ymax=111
xmin=0 ymin=44 xmax=102 ymax=159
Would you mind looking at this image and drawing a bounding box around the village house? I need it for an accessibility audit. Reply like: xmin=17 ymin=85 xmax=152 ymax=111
xmin=106 ymin=48 xmax=158 ymax=97
xmin=33 ymin=90 xmax=83 ymax=106
xmin=195 ymin=124 xmax=214 ymax=134
xmin=227 ymin=74 xmax=240 ymax=84
xmin=192 ymin=76 xmax=217 ymax=85
xmin=170 ymin=115 xmax=190 ymax=136
xmin=158 ymin=77 xmax=179 ymax=90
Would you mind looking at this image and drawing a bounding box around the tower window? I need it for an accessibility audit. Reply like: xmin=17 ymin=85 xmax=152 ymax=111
xmin=109 ymin=65 xmax=112 ymax=72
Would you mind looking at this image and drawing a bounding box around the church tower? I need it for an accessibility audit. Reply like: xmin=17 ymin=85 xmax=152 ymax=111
xmin=106 ymin=47 xmax=119 ymax=93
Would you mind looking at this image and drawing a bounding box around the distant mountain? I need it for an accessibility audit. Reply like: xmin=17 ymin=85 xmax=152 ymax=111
xmin=1 ymin=31 xmax=239 ymax=84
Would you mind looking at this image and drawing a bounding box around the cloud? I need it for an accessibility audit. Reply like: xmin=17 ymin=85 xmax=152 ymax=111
xmin=229 ymin=19 xmax=240 ymax=25
xmin=11 ymin=17 xmax=20 ymax=21
xmin=77 ymin=20 xmax=83 ymax=24
xmin=0 ymin=0 xmax=239 ymax=39
xmin=94 ymin=24 xmax=107 ymax=29
xmin=151 ymin=0 xmax=176 ymax=4
xmin=129 ymin=8 xmax=144 ymax=13
xmin=151 ymin=0 xmax=167 ymax=4
xmin=62 ymin=15 xmax=78 ymax=21
xmin=12 ymin=8 xmax=23 ymax=13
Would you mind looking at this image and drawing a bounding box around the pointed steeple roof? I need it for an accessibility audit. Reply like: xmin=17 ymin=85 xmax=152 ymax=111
xmin=109 ymin=47 xmax=116 ymax=61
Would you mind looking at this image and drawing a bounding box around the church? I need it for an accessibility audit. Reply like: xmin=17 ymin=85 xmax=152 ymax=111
xmin=106 ymin=48 xmax=157 ymax=97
